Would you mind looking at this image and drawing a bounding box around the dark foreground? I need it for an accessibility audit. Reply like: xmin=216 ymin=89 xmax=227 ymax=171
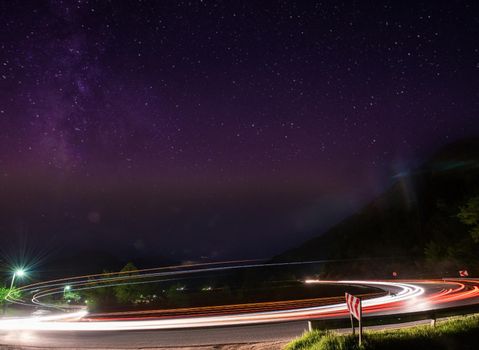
xmin=0 ymin=321 xmax=307 ymax=349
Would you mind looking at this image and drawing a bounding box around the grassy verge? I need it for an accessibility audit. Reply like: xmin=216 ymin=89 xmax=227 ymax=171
xmin=285 ymin=314 xmax=479 ymax=350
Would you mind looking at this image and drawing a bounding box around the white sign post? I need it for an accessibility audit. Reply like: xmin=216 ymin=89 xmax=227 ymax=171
xmin=345 ymin=292 xmax=363 ymax=346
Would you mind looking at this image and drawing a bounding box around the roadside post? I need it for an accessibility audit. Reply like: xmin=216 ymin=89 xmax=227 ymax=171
xmin=359 ymin=298 xmax=363 ymax=345
xmin=349 ymin=311 xmax=355 ymax=335
xmin=345 ymin=292 xmax=363 ymax=346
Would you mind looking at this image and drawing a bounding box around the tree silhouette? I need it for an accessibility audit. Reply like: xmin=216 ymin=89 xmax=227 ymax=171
xmin=458 ymin=196 xmax=479 ymax=242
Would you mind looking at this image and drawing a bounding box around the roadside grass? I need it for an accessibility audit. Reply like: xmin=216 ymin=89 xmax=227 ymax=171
xmin=285 ymin=314 xmax=479 ymax=350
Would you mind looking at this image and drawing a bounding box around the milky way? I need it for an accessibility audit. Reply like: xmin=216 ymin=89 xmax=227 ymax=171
xmin=0 ymin=1 xmax=478 ymax=263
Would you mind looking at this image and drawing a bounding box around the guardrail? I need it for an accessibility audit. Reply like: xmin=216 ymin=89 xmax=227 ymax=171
xmin=308 ymin=303 xmax=479 ymax=331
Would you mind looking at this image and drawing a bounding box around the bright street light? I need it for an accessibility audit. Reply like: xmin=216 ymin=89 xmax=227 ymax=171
xmin=15 ymin=269 xmax=25 ymax=278
xmin=63 ymin=285 xmax=72 ymax=299
xmin=7 ymin=268 xmax=27 ymax=298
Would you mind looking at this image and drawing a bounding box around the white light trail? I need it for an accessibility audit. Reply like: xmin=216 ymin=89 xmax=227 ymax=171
xmin=0 ymin=280 xmax=424 ymax=332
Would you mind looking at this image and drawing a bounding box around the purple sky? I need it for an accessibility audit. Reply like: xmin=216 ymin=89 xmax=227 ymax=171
xmin=0 ymin=1 xmax=478 ymax=263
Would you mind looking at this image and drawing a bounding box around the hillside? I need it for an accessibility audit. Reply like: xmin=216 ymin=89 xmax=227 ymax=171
xmin=275 ymin=139 xmax=479 ymax=277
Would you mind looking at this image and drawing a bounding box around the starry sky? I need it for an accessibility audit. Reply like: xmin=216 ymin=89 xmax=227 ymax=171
xmin=0 ymin=1 xmax=478 ymax=264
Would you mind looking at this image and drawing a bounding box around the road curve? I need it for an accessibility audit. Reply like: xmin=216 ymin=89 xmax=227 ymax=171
xmin=1 ymin=263 xmax=479 ymax=348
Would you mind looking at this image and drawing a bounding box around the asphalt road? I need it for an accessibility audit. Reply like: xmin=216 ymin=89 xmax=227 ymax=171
xmin=0 ymin=321 xmax=307 ymax=348
xmin=2 ymin=268 xmax=479 ymax=349
xmin=0 ymin=317 xmax=462 ymax=349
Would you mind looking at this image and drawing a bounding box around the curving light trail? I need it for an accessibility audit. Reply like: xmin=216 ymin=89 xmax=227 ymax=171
xmin=2 ymin=262 xmax=479 ymax=332
xmin=1 ymin=280 xmax=421 ymax=331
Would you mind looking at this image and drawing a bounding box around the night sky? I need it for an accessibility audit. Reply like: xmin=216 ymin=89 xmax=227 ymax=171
xmin=1 ymin=1 xmax=478 ymax=264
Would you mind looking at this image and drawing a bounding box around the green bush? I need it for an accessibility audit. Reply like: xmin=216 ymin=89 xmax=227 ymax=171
xmin=286 ymin=315 xmax=479 ymax=350
xmin=0 ymin=286 xmax=22 ymax=305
